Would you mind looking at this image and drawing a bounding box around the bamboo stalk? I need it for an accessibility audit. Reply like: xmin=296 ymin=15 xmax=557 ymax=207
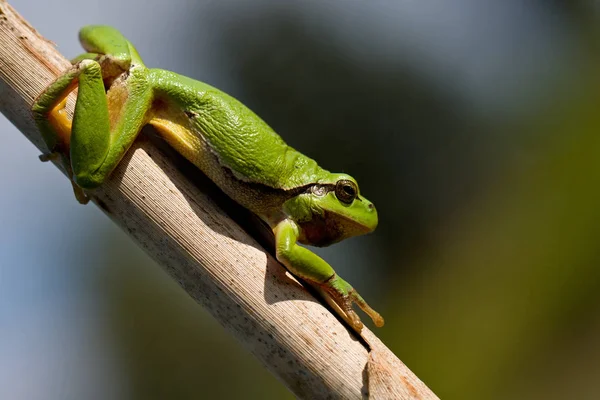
xmin=0 ymin=2 xmax=439 ymax=398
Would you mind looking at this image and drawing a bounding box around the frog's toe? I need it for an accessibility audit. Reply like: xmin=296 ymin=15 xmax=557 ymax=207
xmin=39 ymin=152 xmax=61 ymax=162
xmin=70 ymin=181 xmax=90 ymax=204
xmin=349 ymin=289 xmax=385 ymax=328
xmin=342 ymin=305 xmax=364 ymax=332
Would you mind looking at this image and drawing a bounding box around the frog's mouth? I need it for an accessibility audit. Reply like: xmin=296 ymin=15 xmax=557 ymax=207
xmin=297 ymin=211 xmax=373 ymax=247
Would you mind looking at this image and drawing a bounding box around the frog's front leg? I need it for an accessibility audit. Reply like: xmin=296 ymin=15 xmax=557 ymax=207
xmin=274 ymin=219 xmax=384 ymax=332
xmin=32 ymin=59 xmax=152 ymax=203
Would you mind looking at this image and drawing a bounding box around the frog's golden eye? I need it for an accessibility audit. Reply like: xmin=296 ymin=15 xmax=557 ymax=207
xmin=335 ymin=179 xmax=358 ymax=204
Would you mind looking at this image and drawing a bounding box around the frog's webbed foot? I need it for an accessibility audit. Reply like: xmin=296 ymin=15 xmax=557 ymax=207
xmin=318 ymin=274 xmax=385 ymax=332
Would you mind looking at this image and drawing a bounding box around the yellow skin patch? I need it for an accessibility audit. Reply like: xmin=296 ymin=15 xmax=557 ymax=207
xmin=47 ymin=99 xmax=71 ymax=148
xmin=149 ymin=105 xmax=202 ymax=162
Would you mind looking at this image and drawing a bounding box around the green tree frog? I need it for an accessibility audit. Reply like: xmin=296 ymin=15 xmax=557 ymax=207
xmin=32 ymin=26 xmax=383 ymax=332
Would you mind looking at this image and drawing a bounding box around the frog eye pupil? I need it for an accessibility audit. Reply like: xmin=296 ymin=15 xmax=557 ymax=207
xmin=335 ymin=179 xmax=358 ymax=204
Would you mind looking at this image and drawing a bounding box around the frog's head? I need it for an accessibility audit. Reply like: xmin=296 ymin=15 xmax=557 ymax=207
xmin=284 ymin=174 xmax=378 ymax=247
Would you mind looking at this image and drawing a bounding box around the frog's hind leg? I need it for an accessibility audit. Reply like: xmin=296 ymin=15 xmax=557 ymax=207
xmin=33 ymin=66 xmax=89 ymax=202
xmin=32 ymin=59 xmax=152 ymax=203
xmin=32 ymin=25 xmax=134 ymax=163
xmin=77 ymin=25 xmax=145 ymax=69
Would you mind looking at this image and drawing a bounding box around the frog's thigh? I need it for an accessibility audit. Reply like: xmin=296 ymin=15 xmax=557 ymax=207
xmin=70 ymin=64 xmax=152 ymax=189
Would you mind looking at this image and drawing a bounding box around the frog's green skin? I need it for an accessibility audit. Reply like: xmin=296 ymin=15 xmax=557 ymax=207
xmin=32 ymin=25 xmax=383 ymax=331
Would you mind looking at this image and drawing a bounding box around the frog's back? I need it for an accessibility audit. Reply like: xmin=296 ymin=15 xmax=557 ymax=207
xmin=149 ymin=69 xmax=328 ymax=190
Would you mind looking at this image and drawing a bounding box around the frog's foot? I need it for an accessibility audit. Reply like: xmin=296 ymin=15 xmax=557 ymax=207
xmin=71 ymin=182 xmax=90 ymax=204
xmin=319 ymin=274 xmax=385 ymax=332
xmin=39 ymin=152 xmax=61 ymax=162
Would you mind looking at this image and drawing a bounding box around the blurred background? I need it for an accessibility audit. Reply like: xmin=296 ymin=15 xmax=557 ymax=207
xmin=2 ymin=0 xmax=600 ymax=399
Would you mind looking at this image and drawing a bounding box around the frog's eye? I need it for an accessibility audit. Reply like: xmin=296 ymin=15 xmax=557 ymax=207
xmin=335 ymin=179 xmax=358 ymax=204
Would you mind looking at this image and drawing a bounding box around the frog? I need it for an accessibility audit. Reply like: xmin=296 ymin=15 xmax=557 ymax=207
xmin=31 ymin=25 xmax=384 ymax=332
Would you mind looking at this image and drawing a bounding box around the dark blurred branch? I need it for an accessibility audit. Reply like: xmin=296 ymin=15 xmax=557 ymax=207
xmin=0 ymin=2 xmax=438 ymax=398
